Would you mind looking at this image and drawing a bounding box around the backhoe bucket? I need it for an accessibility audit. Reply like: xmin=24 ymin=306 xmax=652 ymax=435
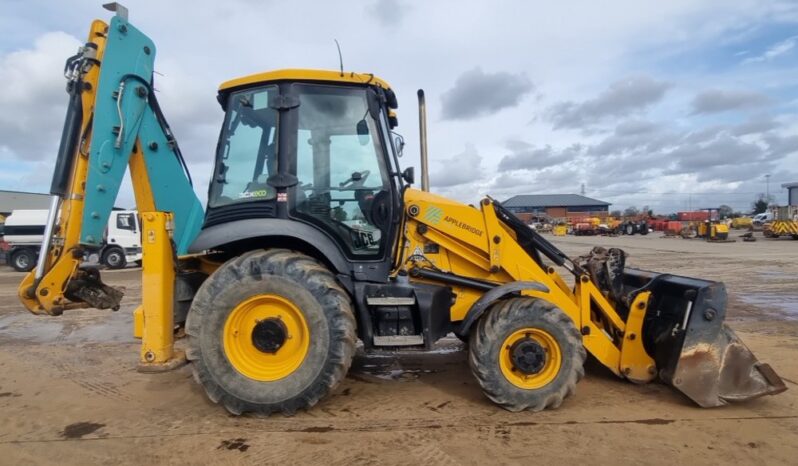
xmin=624 ymin=269 xmax=787 ymax=407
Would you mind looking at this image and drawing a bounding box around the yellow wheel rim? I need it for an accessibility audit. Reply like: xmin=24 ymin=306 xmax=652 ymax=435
xmin=499 ymin=328 xmax=562 ymax=389
xmin=223 ymin=294 xmax=310 ymax=381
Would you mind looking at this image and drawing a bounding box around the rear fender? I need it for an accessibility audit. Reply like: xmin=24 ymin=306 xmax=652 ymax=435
xmin=189 ymin=218 xmax=351 ymax=276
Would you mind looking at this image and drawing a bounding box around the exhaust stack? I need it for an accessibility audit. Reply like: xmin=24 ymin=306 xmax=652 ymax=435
xmin=417 ymin=89 xmax=429 ymax=192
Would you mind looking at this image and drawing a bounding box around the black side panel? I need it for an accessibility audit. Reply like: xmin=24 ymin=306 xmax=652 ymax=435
xmin=188 ymin=218 xmax=350 ymax=275
xmin=353 ymin=281 xmax=375 ymax=347
xmin=353 ymin=281 xmax=453 ymax=349
xmin=413 ymin=283 xmax=454 ymax=347
xmin=173 ymin=271 xmax=206 ymax=325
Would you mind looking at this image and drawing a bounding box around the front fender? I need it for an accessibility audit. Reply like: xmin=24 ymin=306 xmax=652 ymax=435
xmin=457 ymin=281 xmax=549 ymax=337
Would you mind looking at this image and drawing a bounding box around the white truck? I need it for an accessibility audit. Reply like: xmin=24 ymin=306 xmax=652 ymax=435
xmin=752 ymin=212 xmax=774 ymax=226
xmin=3 ymin=209 xmax=142 ymax=272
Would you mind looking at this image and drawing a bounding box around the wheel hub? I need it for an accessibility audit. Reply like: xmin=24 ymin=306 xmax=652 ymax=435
xmin=223 ymin=294 xmax=310 ymax=381
xmin=510 ymin=337 xmax=547 ymax=374
xmin=251 ymin=318 xmax=288 ymax=353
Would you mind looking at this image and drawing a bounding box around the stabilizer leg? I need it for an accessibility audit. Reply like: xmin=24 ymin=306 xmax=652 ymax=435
xmin=134 ymin=211 xmax=187 ymax=372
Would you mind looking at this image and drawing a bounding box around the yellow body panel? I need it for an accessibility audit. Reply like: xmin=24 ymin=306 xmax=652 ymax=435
xmin=220 ymin=68 xmax=393 ymax=92
xmin=619 ymin=291 xmax=656 ymax=383
xmin=731 ymin=217 xmax=753 ymax=229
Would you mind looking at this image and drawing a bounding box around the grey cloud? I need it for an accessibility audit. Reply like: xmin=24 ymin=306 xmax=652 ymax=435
xmin=590 ymin=151 xmax=664 ymax=182
xmin=497 ymin=141 xmax=582 ymax=171
xmin=589 ymin=120 xmax=674 ymax=156
xmin=0 ymin=32 xmax=81 ymax=161
xmin=732 ymin=117 xmax=780 ymax=136
xmin=545 ymin=76 xmax=670 ymax=129
xmin=488 ymin=164 xmax=587 ymax=198
xmin=430 ymin=145 xmax=482 ymax=188
xmin=762 ymin=133 xmax=798 ymax=159
xmin=559 ymin=115 xmax=792 ymax=186
xmin=661 ymin=130 xmax=797 ymax=182
xmin=690 ymin=89 xmax=770 ymax=114
xmin=682 ymin=125 xmax=728 ymax=144
xmin=366 ymin=0 xmax=407 ymax=27
xmin=614 ymin=119 xmax=659 ymax=136
xmin=668 ymin=134 xmax=762 ymax=171
xmin=694 ymin=161 xmax=776 ymax=183
xmin=440 ymin=68 xmax=533 ymax=120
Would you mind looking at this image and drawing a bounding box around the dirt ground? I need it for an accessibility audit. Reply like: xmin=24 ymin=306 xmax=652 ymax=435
xmin=1 ymin=232 xmax=797 ymax=465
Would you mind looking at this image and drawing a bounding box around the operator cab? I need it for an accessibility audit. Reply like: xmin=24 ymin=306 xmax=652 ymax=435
xmin=201 ymin=70 xmax=404 ymax=277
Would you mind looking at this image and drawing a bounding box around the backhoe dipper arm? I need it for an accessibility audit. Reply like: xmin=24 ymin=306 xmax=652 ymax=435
xmin=19 ymin=12 xmax=204 ymax=315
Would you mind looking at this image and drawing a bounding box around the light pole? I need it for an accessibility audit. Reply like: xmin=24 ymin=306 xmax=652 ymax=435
xmin=765 ymin=174 xmax=771 ymax=201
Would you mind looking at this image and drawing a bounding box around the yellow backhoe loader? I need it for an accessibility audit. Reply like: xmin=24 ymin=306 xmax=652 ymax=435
xmin=19 ymin=4 xmax=785 ymax=415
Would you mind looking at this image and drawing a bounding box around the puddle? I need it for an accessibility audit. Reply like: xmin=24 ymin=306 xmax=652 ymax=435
xmin=737 ymin=293 xmax=798 ymax=320
xmin=351 ymin=361 xmax=439 ymax=381
xmin=0 ymin=310 xmax=134 ymax=345
xmin=350 ymin=338 xmax=464 ymax=381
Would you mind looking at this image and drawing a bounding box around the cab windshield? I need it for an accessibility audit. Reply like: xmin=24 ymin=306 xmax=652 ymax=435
xmin=209 ymin=86 xmax=278 ymax=207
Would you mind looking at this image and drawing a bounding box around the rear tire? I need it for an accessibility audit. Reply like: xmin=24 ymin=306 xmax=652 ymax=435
xmin=469 ymin=297 xmax=586 ymax=412
xmin=186 ymin=249 xmax=356 ymax=416
xmin=10 ymin=249 xmax=36 ymax=272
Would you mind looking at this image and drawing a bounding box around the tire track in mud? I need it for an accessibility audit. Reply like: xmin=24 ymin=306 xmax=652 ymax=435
xmin=50 ymin=325 xmax=132 ymax=402
xmin=3 ymin=414 xmax=796 ymax=445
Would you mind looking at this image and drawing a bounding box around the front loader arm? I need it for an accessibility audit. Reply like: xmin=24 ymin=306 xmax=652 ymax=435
xmin=19 ymin=12 xmax=204 ymax=316
xmin=401 ymin=188 xmax=785 ymax=407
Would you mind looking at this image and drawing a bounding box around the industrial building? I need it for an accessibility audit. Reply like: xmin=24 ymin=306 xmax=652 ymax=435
xmin=502 ymin=194 xmax=611 ymax=222
xmin=783 ymin=182 xmax=798 ymax=206
xmin=0 ymin=190 xmax=51 ymax=219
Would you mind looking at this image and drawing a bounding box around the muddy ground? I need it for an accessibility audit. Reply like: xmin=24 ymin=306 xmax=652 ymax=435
xmin=0 ymin=232 xmax=796 ymax=465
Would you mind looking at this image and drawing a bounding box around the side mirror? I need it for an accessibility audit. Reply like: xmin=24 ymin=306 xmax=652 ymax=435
xmin=402 ymin=166 xmax=415 ymax=185
xmin=356 ymin=119 xmax=370 ymax=145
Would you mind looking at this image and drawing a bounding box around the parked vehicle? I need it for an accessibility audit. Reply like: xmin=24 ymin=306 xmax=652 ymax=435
xmin=4 ymin=210 xmax=47 ymax=272
xmin=4 ymin=209 xmax=141 ymax=271
xmin=752 ymin=212 xmax=773 ymax=226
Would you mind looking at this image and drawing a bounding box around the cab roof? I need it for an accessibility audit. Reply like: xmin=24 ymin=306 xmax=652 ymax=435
xmin=219 ymin=69 xmax=393 ymax=93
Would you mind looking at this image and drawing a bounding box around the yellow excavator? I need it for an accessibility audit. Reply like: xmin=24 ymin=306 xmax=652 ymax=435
xmin=19 ymin=4 xmax=785 ymax=415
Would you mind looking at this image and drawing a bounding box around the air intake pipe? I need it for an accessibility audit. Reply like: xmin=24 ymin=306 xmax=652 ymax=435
xmin=417 ymin=89 xmax=429 ymax=192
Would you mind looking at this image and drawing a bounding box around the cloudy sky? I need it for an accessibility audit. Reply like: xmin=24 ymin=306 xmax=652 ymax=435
xmin=1 ymin=0 xmax=797 ymax=213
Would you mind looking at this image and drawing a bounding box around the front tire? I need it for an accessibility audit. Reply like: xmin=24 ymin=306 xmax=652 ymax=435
xmin=186 ymin=249 xmax=356 ymax=416
xmin=469 ymin=298 xmax=586 ymax=412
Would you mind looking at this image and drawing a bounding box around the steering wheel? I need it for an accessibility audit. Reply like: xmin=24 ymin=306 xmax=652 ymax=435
xmin=339 ymin=170 xmax=371 ymax=190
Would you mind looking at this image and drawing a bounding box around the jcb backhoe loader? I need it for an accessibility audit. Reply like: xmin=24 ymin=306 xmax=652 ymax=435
xmin=19 ymin=4 xmax=785 ymax=415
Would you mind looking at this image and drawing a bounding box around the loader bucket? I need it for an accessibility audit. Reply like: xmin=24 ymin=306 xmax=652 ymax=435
xmin=623 ymin=269 xmax=787 ymax=407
